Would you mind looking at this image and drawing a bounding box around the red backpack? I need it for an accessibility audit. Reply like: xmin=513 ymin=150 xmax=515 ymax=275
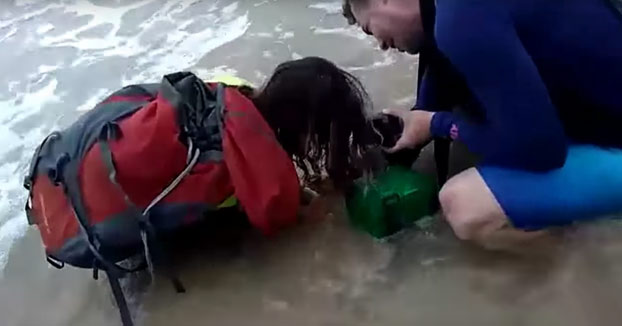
xmin=23 ymin=72 xmax=300 ymax=326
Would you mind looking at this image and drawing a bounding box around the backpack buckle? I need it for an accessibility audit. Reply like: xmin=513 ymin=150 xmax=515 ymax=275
xmin=24 ymin=196 xmax=37 ymax=225
xmin=47 ymin=152 xmax=70 ymax=186
xmin=46 ymin=255 xmax=65 ymax=269
xmin=23 ymin=176 xmax=33 ymax=191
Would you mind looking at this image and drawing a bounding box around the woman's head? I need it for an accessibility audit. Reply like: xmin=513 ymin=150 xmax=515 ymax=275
xmin=252 ymin=57 xmax=374 ymax=187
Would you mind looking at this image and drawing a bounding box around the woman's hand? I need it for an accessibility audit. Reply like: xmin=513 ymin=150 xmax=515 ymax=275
xmin=382 ymin=109 xmax=434 ymax=153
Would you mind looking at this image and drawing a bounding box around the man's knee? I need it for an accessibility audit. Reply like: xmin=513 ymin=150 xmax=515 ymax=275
xmin=439 ymin=179 xmax=479 ymax=241
xmin=438 ymin=168 xmax=506 ymax=242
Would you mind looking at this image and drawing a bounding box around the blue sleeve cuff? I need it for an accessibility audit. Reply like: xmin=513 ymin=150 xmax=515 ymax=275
xmin=430 ymin=111 xmax=455 ymax=138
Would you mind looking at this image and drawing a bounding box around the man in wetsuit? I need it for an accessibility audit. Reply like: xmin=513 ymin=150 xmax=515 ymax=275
xmin=343 ymin=0 xmax=622 ymax=250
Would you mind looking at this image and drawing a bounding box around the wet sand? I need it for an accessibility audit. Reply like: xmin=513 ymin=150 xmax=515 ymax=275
xmin=1 ymin=1 xmax=622 ymax=326
xmin=6 ymin=188 xmax=622 ymax=326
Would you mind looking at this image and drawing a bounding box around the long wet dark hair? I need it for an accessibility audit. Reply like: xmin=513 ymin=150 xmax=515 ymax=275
xmin=248 ymin=57 xmax=375 ymax=188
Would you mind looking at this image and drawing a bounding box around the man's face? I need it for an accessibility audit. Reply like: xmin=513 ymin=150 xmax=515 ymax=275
xmin=351 ymin=0 xmax=425 ymax=54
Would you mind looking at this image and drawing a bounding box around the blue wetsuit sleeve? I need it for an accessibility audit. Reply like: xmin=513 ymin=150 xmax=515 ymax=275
xmin=415 ymin=50 xmax=466 ymax=112
xmin=429 ymin=111 xmax=455 ymax=138
xmin=433 ymin=2 xmax=568 ymax=171
xmin=415 ymin=67 xmax=439 ymax=110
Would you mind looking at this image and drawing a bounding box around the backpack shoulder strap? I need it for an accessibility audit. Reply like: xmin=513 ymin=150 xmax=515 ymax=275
xmin=97 ymin=122 xmax=191 ymax=293
xmin=106 ymin=270 xmax=134 ymax=326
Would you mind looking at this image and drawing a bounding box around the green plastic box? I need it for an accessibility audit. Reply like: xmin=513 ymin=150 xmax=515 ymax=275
xmin=346 ymin=166 xmax=438 ymax=239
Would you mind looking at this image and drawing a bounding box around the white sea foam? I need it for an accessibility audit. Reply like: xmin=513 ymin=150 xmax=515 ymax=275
xmin=36 ymin=23 xmax=55 ymax=35
xmin=37 ymin=0 xmax=249 ymax=82
xmin=308 ymin=1 xmax=342 ymax=15
xmin=0 ymin=78 xmax=61 ymax=125
xmin=75 ymin=88 xmax=111 ymax=112
xmin=312 ymin=26 xmax=368 ymax=40
xmin=346 ymin=52 xmax=398 ymax=71
xmin=195 ymin=66 xmax=239 ymax=82
xmin=251 ymin=32 xmax=274 ymax=38
xmin=0 ymin=3 xmax=64 ymax=31
xmin=37 ymin=64 xmax=61 ymax=75
xmin=0 ymin=27 xmax=18 ymax=44
xmin=279 ymin=31 xmax=295 ymax=39
xmin=0 ymin=211 xmax=27 ymax=276
xmin=14 ymin=0 xmax=41 ymax=6
xmin=254 ymin=0 xmax=270 ymax=7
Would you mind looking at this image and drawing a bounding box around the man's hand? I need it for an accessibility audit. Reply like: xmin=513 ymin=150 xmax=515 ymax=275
xmin=382 ymin=109 xmax=434 ymax=153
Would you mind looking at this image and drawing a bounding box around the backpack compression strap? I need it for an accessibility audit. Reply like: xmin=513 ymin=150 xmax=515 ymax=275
xmin=95 ymin=121 xmax=200 ymax=326
xmin=97 ymin=121 xmax=192 ymax=294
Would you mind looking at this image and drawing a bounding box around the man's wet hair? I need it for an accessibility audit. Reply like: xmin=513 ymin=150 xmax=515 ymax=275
xmin=342 ymin=0 xmax=366 ymax=25
xmin=250 ymin=57 xmax=376 ymax=187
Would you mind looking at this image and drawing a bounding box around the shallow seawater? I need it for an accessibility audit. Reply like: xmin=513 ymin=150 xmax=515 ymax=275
xmin=1 ymin=1 xmax=622 ymax=326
